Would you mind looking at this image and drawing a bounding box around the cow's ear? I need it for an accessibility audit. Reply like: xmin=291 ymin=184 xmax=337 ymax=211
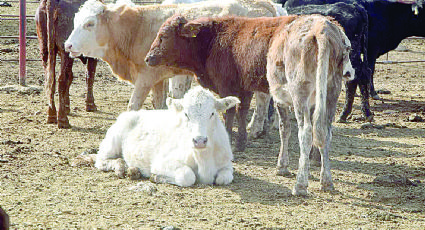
xmin=215 ymin=96 xmax=240 ymax=111
xmin=180 ymin=22 xmax=203 ymax=38
xmin=167 ymin=98 xmax=184 ymax=112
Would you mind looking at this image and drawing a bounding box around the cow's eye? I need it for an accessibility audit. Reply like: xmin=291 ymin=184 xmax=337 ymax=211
xmin=210 ymin=112 xmax=215 ymax=118
xmin=185 ymin=113 xmax=190 ymax=120
xmin=85 ymin=21 xmax=95 ymax=29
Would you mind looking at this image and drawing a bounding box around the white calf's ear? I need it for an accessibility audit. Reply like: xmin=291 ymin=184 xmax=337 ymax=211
xmin=215 ymin=96 xmax=240 ymax=111
xmin=167 ymin=98 xmax=184 ymax=112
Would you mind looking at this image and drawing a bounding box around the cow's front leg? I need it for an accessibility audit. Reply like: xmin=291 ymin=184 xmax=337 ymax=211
xmin=235 ymin=91 xmax=253 ymax=152
xmin=152 ymin=79 xmax=168 ymax=109
xmin=128 ymin=79 xmax=152 ymax=111
xmin=224 ymin=107 xmax=236 ymax=146
xmin=85 ymin=58 xmax=98 ymax=112
xmin=151 ymin=160 xmax=196 ymax=187
xmin=215 ymin=164 xmax=234 ymax=185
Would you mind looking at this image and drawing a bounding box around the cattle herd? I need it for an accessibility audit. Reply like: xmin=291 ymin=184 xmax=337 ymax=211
xmin=30 ymin=0 xmax=424 ymax=200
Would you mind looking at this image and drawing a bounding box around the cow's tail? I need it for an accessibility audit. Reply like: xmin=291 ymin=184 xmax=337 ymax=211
xmin=312 ymin=30 xmax=330 ymax=148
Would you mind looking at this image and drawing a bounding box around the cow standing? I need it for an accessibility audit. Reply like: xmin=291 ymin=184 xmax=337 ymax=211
xmin=35 ymin=0 xmax=98 ymax=128
xmin=83 ymin=87 xmax=239 ymax=187
xmin=145 ymin=14 xmax=354 ymax=195
xmin=64 ymin=0 xmax=277 ymax=111
xmin=282 ymin=0 xmax=425 ymax=121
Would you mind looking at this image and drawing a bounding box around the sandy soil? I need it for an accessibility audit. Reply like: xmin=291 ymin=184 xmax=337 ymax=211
xmin=1 ymin=2 xmax=424 ymax=229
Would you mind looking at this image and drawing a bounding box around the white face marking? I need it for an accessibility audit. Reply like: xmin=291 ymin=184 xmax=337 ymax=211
xmin=64 ymin=0 xmax=106 ymax=58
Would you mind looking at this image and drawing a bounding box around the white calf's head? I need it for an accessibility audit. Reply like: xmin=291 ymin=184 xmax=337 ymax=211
xmin=65 ymin=0 xmax=134 ymax=58
xmin=167 ymin=86 xmax=240 ymax=149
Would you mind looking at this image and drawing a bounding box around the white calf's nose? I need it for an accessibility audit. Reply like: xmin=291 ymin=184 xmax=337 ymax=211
xmin=65 ymin=43 xmax=72 ymax=52
xmin=193 ymin=136 xmax=208 ymax=149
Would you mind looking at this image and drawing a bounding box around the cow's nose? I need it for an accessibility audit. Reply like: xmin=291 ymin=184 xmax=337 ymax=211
xmin=193 ymin=136 xmax=208 ymax=149
xmin=145 ymin=55 xmax=157 ymax=66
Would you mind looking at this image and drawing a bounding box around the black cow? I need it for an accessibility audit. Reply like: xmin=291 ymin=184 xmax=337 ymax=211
xmin=285 ymin=2 xmax=372 ymax=123
xmin=281 ymin=0 xmax=425 ymax=121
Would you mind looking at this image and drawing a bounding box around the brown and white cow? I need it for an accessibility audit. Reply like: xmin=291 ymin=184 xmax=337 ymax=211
xmin=36 ymin=0 xmax=98 ymax=128
xmin=145 ymin=14 xmax=354 ymax=195
xmin=64 ymin=0 xmax=277 ymax=110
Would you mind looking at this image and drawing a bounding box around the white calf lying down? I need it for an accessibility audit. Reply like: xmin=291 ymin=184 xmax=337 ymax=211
xmin=93 ymin=86 xmax=240 ymax=187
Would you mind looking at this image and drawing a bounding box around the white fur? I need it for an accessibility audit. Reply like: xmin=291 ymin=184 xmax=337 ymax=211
xmin=94 ymin=87 xmax=240 ymax=187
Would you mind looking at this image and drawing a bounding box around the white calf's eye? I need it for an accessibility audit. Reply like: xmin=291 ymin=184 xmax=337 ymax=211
xmin=185 ymin=113 xmax=190 ymax=120
xmin=210 ymin=112 xmax=215 ymax=118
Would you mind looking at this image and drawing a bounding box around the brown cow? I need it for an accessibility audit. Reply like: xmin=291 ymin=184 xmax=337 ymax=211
xmin=145 ymin=14 xmax=354 ymax=195
xmin=35 ymin=0 xmax=98 ymax=128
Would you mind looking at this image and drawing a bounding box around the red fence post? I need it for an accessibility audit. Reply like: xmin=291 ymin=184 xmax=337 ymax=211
xmin=19 ymin=0 xmax=26 ymax=86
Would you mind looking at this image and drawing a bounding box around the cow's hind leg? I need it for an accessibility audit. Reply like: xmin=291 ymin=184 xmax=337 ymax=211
xmin=291 ymin=89 xmax=314 ymax=196
xmin=45 ymin=47 xmax=57 ymax=124
xmin=152 ymin=80 xmax=168 ymax=109
xmin=248 ymin=91 xmax=271 ymax=140
xmin=57 ymin=53 xmax=74 ymax=128
xmin=275 ymin=103 xmax=292 ymax=177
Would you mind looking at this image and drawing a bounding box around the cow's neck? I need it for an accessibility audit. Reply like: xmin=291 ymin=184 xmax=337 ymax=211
xmin=103 ymin=5 xmax=179 ymax=82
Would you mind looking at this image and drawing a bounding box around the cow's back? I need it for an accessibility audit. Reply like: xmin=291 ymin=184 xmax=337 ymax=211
xmin=198 ymin=16 xmax=297 ymax=95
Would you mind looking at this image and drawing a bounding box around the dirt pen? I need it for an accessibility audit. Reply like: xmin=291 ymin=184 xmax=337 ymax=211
xmin=1 ymin=1 xmax=425 ymax=229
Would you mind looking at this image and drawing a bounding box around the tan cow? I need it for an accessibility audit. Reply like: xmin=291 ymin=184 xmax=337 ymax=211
xmin=64 ymin=0 xmax=277 ymax=110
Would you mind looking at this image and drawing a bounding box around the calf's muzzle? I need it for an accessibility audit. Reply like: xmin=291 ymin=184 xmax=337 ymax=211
xmin=193 ymin=136 xmax=208 ymax=149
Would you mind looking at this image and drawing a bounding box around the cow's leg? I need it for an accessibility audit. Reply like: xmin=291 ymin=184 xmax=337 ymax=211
xmin=224 ymin=107 xmax=236 ymax=146
xmin=275 ymin=103 xmax=292 ymax=177
xmin=128 ymin=78 xmax=152 ymax=111
xmin=235 ymin=91 xmax=253 ymax=152
xmin=57 ymin=53 xmax=74 ymax=129
xmin=215 ymin=164 xmax=234 ymax=185
xmin=152 ymin=80 xmax=168 ymax=109
xmin=358 ymin=77 xmax=373 ymax=122
xmin=248 ymin=91 xmax=271 ymax=140
xmin=291 ymin=89 xmax=313 ymax=196
xmin=318 ymin=125 xmax=334 ymax=192
xmin=151 ymin=159 xmax=196 ymax=187
xmin=169 ymin=75 xmax=193 ymax=99
xmin=85 ymin=58 xmax=98 ymax=112
xmin=45 ymin=49 xmax=57 ymax=124
xmin=338 ymin=79 xmax=357 ymax=123
xmin=95 ymin=158 xmax=127 ymax=178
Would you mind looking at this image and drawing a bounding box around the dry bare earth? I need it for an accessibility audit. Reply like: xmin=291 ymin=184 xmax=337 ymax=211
xmin=1 ymin=3 xmax=425 ymax=229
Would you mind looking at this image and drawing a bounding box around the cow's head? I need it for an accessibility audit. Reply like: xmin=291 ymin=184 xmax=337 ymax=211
xmin=167 ymin=86 xmax=240 ymax=150
xmin=340 ymin=29 xmax=355 ymax=81
xmin=65 ymin=0 xmax=134 ymax=58
xmin=145 ymin=14 xmax=208 ymax=67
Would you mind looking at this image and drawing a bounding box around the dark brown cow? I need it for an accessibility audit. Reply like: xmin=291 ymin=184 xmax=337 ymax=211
xmin=145 ymin=14 xmax=354 ymax=195
xmin=35 ymin=0 xmax=98 ymax=128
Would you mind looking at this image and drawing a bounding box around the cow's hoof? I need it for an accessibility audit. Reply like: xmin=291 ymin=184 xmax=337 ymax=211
xmin=86 ymin=103 xmax=97 ymax=112
xmin=292 ymin=185 xmax=308 ymax=196
xmin=371 ymin=94 xmax=381 ymax=100
xmin=321 ymin=182 xmax=335 ymax=193
xmin=115 ymin=158 xmax=126 ymax=178
xmin=215 ymin=171 xmax=233 ymax=185
xmin=276 ymin=168 xmax=294 ymax=178
xmin=47 ymin=116 xmax=57 ymax=124
xmin=127 ymin=167 xmax=142 ymax=180
xmin=365 ymin=114 xmax=374 ymax=122
xmin=336 ymin=117 xmax=348 ymax=123
xmin=58 ymin=119 xmax=71 ymax=129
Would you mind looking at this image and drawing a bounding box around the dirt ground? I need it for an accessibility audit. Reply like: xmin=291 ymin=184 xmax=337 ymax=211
xmin=1 ymin=2 xmax=425 ymax=230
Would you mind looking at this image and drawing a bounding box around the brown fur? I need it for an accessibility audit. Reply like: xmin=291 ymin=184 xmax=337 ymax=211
xmin=35 ymin=0 xmax=98 ymax=128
